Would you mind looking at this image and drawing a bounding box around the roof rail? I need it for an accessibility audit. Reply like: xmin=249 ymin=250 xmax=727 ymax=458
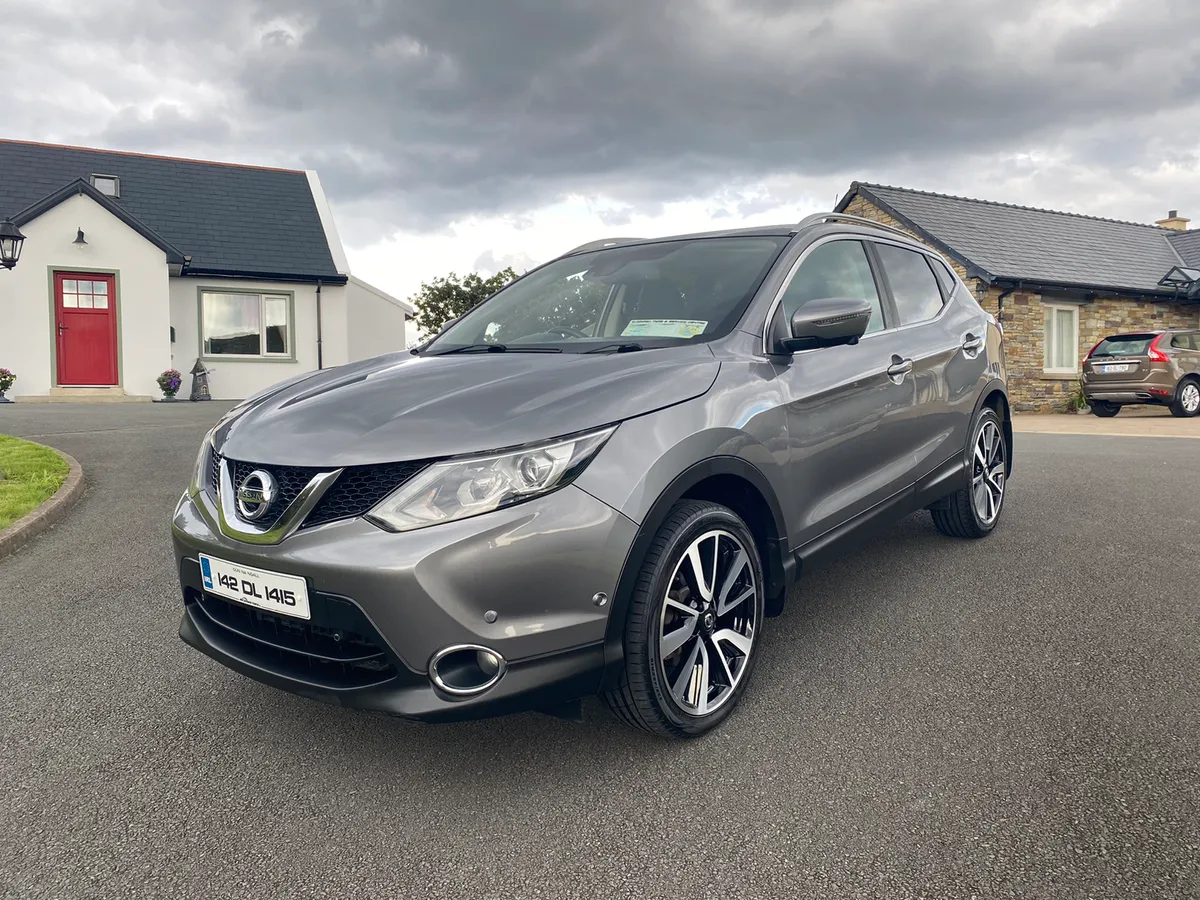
xmin=792 ymin=212 xmax=913 ymax=240
xmin=561 ymin=236 xmax=644 ymax=256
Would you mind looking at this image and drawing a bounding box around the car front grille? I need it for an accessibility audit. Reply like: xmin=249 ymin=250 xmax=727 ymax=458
xmin=209 ymin=450 xmax=427 ymax=529
xmin=187 ymin=583 xmax=404 ymax=689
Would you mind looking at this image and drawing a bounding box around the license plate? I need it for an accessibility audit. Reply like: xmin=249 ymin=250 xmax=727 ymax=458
xmin=1099 ymin=364 xmax=1133 ymax=373
xmin=200 ymin=554 xmax=311 ymax=620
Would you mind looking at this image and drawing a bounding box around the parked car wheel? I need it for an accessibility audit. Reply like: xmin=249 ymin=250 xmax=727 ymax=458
xmin=603 ymin=500 xmax=765 ymax=739
xmin=1169 ymin=379 xmax=1200 ymax=418
xmin=1090 ymin=401 xmax=1120 ymax=417
xmin=930 ymin=407 xmax=1007 ymax=539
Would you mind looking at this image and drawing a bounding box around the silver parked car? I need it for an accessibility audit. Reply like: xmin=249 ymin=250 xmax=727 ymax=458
xmin=172 ymin=213 xmax=1011 ymax=738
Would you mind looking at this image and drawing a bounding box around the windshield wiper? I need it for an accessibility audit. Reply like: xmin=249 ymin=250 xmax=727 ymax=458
xmin=432 ymin=343 xmax=507 ymax=355
xmin=430 ymin=343 xmax=562 ymax=356
xmin=585 ymin=342 xmax=644 ymax=354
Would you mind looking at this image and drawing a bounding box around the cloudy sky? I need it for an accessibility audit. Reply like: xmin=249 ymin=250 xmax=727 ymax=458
xmin=5 ymin=0 xmax=1200 ymax=301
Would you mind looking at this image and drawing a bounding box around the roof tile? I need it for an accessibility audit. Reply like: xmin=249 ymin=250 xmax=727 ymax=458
xmin=844 ymin=182 xmax=1185 ymax=294
xmin=0 ymin=139 xmax=339 ymax=280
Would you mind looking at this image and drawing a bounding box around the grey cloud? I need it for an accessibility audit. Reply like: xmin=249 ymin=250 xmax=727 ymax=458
xmin=7 ymin=0 xmax=1200 ymax=235
xmin=472 ymin=249 xmax=540 ymax=275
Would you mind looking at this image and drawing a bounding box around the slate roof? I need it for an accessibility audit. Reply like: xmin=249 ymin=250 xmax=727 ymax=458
xmin=1166 ymin=227 xmax=1200 ymax=267
xmin=0 ymin=139 xmax=343 ymax=282
xmin=837 ymin=182 xmax=1191 ymax=297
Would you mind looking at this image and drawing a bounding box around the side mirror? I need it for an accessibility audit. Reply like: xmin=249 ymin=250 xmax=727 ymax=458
xmin=777 ymin=297 xmax=873 ymax=353
xmin=439 ymin=317 xmax=460 ymax=333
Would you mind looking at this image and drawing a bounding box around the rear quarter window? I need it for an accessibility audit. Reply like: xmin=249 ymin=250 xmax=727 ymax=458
xmin=931 ymin=258 xmax=959 ymax=299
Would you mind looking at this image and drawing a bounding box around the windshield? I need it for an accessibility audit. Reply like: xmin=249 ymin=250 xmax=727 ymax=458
xmin=1091 ymin=334 xmax=1156 ymax=357
xmin=426 ymin=236 xmax=789 ymax=353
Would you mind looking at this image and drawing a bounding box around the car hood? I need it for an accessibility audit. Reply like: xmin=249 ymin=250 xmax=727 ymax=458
xmin=215 ymin=344 xmax=721 ymax=466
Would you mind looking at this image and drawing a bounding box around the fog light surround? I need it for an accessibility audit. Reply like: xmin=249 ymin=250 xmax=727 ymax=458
xmin=429 ymin=644 xmax=508 ymax=696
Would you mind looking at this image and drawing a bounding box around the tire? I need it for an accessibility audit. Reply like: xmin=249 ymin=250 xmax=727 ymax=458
xmin=602 ymin=500 xmax=765 ymax=739
xmin=1090 ymin=401 xmax=1120 ymax=418
xmin=1169 ymin=379 xmax=1200 ymax=418
xmin=931 ymin=406 xmax=1008 ymax=539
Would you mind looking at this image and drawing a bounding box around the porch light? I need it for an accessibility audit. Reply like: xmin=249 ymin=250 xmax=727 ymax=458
xmin=0 ymin=218 xmax=26 ymax=270
xmin=73 ymin=228 xmax=88 ymax=248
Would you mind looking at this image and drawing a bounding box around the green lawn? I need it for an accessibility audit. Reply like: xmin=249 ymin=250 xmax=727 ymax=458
xmin=0 ymin=435 xmax=69 ymax=531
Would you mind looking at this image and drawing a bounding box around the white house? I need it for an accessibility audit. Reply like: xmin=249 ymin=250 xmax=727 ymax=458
xmin=0 ymin=139 xmax=413 ymax=401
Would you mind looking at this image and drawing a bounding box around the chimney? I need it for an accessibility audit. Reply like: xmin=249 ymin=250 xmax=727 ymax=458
xmin=1156 ymin=209 xmax=1191 ymax=231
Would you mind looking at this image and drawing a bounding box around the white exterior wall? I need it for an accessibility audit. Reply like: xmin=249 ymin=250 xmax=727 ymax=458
xmin=0 ymin=192 xmax=170 ymax=398
xmin=346 ymin=277 xmax=412 ymax=359
xmin=169 ymin=277 xmax=351 ymax=401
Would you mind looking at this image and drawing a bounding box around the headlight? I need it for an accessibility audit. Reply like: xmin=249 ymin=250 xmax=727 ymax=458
xmin=187 ymin=427 xmax=216 ymax=497
xmin=189 ymin=399 xmax=261 ymax=496
xmin=366 ymin=426 xmax=616 ymax=532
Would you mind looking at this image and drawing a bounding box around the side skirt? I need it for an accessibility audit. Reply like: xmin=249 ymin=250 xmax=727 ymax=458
xmin=792 ymin=454 xmax=967 ymax=566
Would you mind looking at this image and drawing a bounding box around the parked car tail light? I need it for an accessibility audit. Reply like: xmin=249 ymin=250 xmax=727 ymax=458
xmin=1085 ymin=339 xmax=1105 ymax=359
xmin=1148 ymin=334 xmax=1170 ymax=363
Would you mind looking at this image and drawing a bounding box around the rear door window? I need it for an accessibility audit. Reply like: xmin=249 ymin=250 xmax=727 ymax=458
xmin=874 ymin=244 xmax=945 ymax=326
xmin=1091 ymin=334 xmax=1156 ymax=357
xmin=1170 ymin=333 xmax=1196 ymax=350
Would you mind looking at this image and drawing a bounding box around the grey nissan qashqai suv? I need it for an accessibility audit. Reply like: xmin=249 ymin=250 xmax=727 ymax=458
xmin=172 ymin=212 xmax=1011 ymax=739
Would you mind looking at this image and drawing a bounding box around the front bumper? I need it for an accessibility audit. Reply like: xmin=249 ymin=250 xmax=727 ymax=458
xmin=172 ymin=482 xmax=638 ymax=721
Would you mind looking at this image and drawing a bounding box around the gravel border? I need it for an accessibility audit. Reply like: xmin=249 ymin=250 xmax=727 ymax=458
xmin=0 ymin=444 xmax=85 ymax=561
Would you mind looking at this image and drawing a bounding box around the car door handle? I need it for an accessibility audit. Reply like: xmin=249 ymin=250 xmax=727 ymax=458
xmin=887 ymin=357 xmax=913 ymax=382
xmin=962 ymin=334 xmax=984 ymax=357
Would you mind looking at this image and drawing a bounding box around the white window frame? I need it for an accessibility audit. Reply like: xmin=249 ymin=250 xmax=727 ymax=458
xmin=200 ymin=290 xmax=294 ymax=360
xmin=90 ymin=174 xmax=120 ymax=198
xmin=1043 ymin=302 xmax=1080 ymax=374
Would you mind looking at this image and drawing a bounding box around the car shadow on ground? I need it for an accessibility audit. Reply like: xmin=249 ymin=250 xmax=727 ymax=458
xmin=190 ymin=500 xmax=992 ymax=782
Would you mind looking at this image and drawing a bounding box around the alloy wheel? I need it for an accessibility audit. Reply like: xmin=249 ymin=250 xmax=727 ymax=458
xmin=972 ymin=419 xmax=1006 ymax=525
xmin=658 ymin=529 xmax=757 ymax=716
xmin=1182 ymin=383 xmax=1200 ymax=414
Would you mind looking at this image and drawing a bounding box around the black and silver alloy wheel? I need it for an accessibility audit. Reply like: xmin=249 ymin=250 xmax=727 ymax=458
xmin=930 ymin=406 xmax=1008 ymax=539
xmin=658 ymin=529 xmax=756 ymax=716
xmin=971 ymin=418 xmax=1006 ymax=526
xmin=604 ymin=500 xmax=766 ymax=738
xmin=1172 ymin=380 xmax=1200 ymax=418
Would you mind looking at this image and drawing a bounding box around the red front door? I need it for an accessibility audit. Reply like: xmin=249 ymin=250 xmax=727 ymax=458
xmin=54 ymin=272 xmax=118 ymax=386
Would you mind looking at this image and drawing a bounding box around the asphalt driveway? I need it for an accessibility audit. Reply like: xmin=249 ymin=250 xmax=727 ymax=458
xmin=1 ymin=403 xmax=1197 ymax=899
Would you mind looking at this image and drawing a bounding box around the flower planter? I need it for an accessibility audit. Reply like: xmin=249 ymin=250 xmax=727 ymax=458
xmin=0 ymin=390 xmax=11 ymax=404
xmin=156 ymin=369 xmax=183 ymax=404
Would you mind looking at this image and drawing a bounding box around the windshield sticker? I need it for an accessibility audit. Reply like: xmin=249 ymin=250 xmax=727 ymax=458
xmin=621 ymin=319 xmax=708 ymax=339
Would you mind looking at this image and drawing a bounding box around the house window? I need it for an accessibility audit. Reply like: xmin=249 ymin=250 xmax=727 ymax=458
xmin=90 ymin=175 xmax=120 ymax=198
xmin=1043 ymin=303 xmax=1080 ymax=374
xmin=201 ymin=292 xmax=292 ymax=357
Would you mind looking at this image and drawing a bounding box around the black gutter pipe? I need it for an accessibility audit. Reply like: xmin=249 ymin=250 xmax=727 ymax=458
xmin=316 ymin=279 xmax=323 ymax=370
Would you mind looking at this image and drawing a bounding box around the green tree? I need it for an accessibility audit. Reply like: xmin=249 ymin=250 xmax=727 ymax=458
xmin=410 ymin=268 xmax=520 ymax=336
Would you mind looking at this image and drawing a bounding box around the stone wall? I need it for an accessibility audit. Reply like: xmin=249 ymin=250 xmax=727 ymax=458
xmin=841 ymin=195 xmax=1200 ymax=412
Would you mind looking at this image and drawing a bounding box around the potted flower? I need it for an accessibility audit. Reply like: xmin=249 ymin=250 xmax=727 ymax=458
xmin=0 ymin=367 xmax=15 ymax=403
xmin=1067 ymin=377 xmax=1089 ymax=414
xmin=156 ymin=368 xmax=183 ymax=402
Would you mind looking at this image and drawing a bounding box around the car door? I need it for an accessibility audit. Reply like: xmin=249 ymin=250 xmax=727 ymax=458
xmin=869 ymin=241 xmax=985 ymax=483
xmin=1171 ymin=331 xmax=1200 ymax=378
xmin=770 ymin=237 xmax=923 ymax=547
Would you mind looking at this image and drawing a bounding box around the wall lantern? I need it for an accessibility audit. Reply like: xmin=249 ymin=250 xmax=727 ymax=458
xmin=73 ymin=228 xmax=88 ymax=248
xmin=0 ymin=218 xmax=26 ymax=269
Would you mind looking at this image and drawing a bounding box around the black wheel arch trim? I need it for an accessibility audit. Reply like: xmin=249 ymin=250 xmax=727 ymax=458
xmin=974 ymin=379 xmax=1012 ymax=475
xmin=599 ymin=456 xmax=793 ymax=691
